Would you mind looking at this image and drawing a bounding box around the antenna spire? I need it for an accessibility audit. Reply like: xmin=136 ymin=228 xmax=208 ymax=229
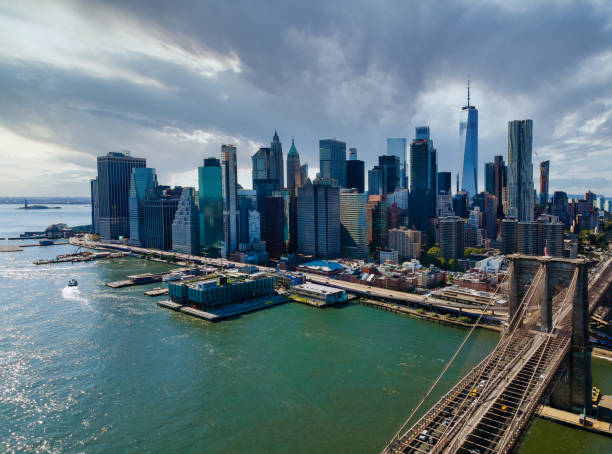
xmin=467 ymin=78 xmax=471 ymax=108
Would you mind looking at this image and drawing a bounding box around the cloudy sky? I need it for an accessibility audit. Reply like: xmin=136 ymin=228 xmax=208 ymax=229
xmin=1 ymin=0 xmax=612 ymax=197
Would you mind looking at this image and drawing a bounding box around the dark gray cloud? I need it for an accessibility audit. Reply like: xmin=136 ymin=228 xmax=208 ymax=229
xmin=1 ymin=0 xmax=612 ymax=196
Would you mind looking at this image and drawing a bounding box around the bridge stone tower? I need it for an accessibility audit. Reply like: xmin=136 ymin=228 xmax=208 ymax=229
xmin=508 ymin=255 xmax=592 ymax=413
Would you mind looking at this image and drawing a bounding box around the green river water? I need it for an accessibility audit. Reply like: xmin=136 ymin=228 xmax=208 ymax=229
xmin=0 ymin=205 xmax=610 ymax=453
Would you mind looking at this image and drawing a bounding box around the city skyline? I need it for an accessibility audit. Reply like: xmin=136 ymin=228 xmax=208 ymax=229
xmin=2 ymin=1 xmax=612 ymax=197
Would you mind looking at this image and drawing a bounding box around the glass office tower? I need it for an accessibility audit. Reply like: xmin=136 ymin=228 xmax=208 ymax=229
xmin=459 ymin=83 xmax=478 ymax=196
xmin=128 ymin=167 xmax=157 ymax=246
xmin=198 ymin=157 xmax=223 ymax=254
xmin=387 ymin=138 xmax=407 ymax=188
xmin=96 ymin=152 xmax=146 ymax=240
xmin=319 ymin=139 xmax=347 ymax=187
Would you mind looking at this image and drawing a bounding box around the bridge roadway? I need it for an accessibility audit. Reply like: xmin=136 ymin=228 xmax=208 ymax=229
xmin=383 ymin=256 xmax=612 ymax=454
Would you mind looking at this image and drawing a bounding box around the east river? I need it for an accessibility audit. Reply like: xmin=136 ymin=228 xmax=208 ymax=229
xmin=0 ymin=205 xmax=610 ymax=453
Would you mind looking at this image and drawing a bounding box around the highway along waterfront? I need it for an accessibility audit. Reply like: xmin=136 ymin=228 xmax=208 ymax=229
xmin=0 ymin=209 xmax=610 ymax=452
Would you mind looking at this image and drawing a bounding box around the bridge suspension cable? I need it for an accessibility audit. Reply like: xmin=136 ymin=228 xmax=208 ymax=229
xmin=433 ymin=265 xmax=547 ymax=452
xmin=495 ymin=269 xmax=579 ymax=452
xmin=381 ymin=264 xmax=518 ymax=453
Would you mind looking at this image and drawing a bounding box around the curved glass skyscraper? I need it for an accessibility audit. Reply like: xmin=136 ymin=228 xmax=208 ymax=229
xmin=459 ymin=83 xmax=478 ymax=196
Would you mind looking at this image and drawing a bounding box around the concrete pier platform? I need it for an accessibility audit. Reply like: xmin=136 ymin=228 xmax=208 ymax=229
xmin=536 ymin=405 xmax=611 ymax=436
xmin=157 ymin=300 xmax=183 ymax=311
xmin=144 ymin=287 xmax=169 ymax=296
xmin=157 ymin=294 xmax=289 ymax=322
xmin=0 ymin=245 xmax=23 ymax=252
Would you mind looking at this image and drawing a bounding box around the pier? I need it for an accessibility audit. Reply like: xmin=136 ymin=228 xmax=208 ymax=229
xmin=144 ymin=287 xmax=169 ymax=296
xmin=535 ymin=405 xmax=611 ymax=436
xmin=34 ymin=250 xmax=128 ymax=265
xmin=157 ymin=294 xmax=289 ymax=322
xmin=106 ymin=273 xmax=163 ymax=288
xmin=0 ymin=245 xmax=23 ymax=252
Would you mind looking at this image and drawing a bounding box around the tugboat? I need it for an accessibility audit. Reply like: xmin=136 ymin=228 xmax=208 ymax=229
xmin=68 ymin=279 xmax=78 ymax=287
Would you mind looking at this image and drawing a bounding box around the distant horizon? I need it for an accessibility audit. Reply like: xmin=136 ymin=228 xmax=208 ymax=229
xmin=0 ymin=192 xmax=609 ymax=202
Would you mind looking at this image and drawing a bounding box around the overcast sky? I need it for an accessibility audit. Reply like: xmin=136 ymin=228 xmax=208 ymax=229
xmin=1 ymin=0 xmax=612 ymax=197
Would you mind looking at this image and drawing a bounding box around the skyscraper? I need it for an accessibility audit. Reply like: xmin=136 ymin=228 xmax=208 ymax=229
xmin=319 ymin=139 xmax=346 ymax=187
xmin=438 ymin=172 xmax=451 ymax=194
xmin=262 ymin=195 xmax=285 ymax=258
xmin=297 ymin=179 xmax=340 ymax=258
xmin=367 ymin=194 xmax=388 ymax=252
xmin=286 ymin=138 xmax=301 ymax=196
xmin=493 ymin=155 xmax=507 ymax=220
xmin=439 ymin=216 xmax=465 ymax=261
xmin=221 ymin=144 xmax=239 ymax=257
xmin=379 ymin=155 xmax=400 ymax=194
xmin=507 ymin=120 xmax=534 ymax=222
xmin=484 ymin=162 xmax=495 ymax=194
xmin=388 ymin=228 xmax=422 ymax=261
xmin=198 ymin=157 xmax=223 ymax=254
xmin=172 ymin=187 xmax=200 ymax=255
xmin=368 ymin=166 xmax=385 ymax=196
xmin=270 ymin=131 xmax=284 ymax=189
xmin=502 ymin=218 xmax=518 ymax=254
xmin=552 ymin=191 xmax=570 ymax=229
xmin=90 ymin=178 xmax=99 ymax=235
xmin=299 ymin=164 xmax=308 ymax=187
xmin=459 ymin=82 xmax=478 ymax=196
xmin=387 ymin=138 xmax=407 ymax=188
xmin=128 ymin=167 xmax=157 ymax=246
xmin=339 ymin=190 xmax=368 ymax=259
xmin=409 ymin=127 xmax=437 ymax=232
xmin=141 ymin=192 xmax=179 ymax=251
xmin=237 ymin=189 xmax=257 ymax=245
xmin=96 ymin=152 xmax=146 ymax=240
xmin=346 ymin=148 xmax=364 ymax=193
xmin=539 ymin=160 xmax=550 ymax=206
xmin=473 ymin=191 xmax=497 ymax=240
xmin=252 ymin=147 xmax=275 ymax=208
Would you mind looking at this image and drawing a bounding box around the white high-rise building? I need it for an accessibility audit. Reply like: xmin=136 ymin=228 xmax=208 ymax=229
xmin=507 ymin=120 xmax=534 ymax=222
xmin=221 ymin=144 xmax=239 ymax=257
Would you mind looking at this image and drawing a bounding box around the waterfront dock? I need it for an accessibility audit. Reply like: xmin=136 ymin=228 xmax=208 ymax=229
xmin=157 ymin=294 xmax=289 ymax=322
xmin=358 ymin=298 xmax=502 ymax=332
xmin=536 ymin=405 xmax=612 ymax=436
xmin=144 ymin=287 xmax=169 ymax=296
xmin=71 ymin=238 xmax=507 ymax=326
xmin=0 ymin=245 xmax=23 ymax=252
xmin=35 ymin=250 xmax=127 ymax=265
xmin=106 ymin=273 xmax=163 ymax=288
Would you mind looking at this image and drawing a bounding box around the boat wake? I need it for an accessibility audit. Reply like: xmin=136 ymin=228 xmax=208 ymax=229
xmin=62 ymin=286 xmax=88 ymax=304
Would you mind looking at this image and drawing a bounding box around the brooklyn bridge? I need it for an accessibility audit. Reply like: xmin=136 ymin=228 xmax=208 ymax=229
xmin=381 ymin=254 xmax=612 ymax=454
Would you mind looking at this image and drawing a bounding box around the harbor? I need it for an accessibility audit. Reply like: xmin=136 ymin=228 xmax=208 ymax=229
xmin=67 ymin=237 xmax=509 ymax=328
xmin=1 ymin=203 xmax=611 ymax=454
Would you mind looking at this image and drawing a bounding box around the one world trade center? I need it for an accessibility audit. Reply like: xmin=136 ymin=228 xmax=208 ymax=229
xmin=459 ymin=81 xmax=478 ymax=196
